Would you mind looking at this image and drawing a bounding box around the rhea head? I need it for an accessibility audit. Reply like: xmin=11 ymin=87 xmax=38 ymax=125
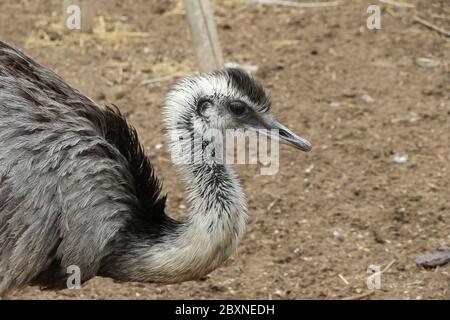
xmin=163 ymin=68 xmax=311 ymax=164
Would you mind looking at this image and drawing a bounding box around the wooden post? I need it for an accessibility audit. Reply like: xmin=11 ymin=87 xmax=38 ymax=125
xmin=80 ymin=0 xmax=94 ymax=33
xmin=63 ymin=0 xmax=94 ymax=33
xmin=183 ymin=0 xmax=224 ymax=72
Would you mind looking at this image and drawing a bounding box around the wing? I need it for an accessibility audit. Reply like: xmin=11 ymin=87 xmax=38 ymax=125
xmin=0 ymin=41 xmax=165 ymax=294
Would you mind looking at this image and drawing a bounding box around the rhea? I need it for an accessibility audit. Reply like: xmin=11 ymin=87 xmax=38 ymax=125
xmin=0 ymin=41 xmax=311 ymax=296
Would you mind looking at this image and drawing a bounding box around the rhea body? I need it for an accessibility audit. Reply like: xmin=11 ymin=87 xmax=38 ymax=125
xmin=0 ymin=41 xmax=311 ymax=296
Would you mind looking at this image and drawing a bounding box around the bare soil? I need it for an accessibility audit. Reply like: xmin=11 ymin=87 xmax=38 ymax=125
xmin=1 ymin=0 xmax=449 ymax=299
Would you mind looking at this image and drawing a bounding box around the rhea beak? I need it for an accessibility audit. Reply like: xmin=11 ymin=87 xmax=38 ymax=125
xmin=259 ymin=117 xmax=312 ymax=152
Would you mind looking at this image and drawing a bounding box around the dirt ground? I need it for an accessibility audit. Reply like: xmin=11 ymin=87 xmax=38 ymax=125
xmin=1 ymin=0 xmax=449 ymax=299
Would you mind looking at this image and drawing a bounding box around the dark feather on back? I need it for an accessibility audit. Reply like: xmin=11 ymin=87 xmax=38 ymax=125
xmin=0 ymin=41 xmax=166 ymax=291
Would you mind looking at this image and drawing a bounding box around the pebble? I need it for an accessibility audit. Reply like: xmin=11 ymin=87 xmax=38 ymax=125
xmin=329 ymin=101 xmax=340 ymax=108
xmin=392 ymin=154 xmax=408 ymax=164
xmin=415 ymin=57 xmax=440 ymax=68
xmin=331 ymin=227 xmax=344 ymax=238
xmin=361 ymin=94 xmax=375 ymax=104
xmin=274 ymin=290 xmax=284 ymax=297
xmin=304 ymin=164 xmax=314 ymax=174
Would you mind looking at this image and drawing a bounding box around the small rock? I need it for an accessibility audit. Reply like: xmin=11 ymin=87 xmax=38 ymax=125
xmin=361 ymin=94 xmax=375 ymax=104
xmin=342 ymin=89 xmax=358 ymax=98
xmin=267 ymin=63 xmax=284 ymax=71
xmin=331 ymin=227 xmax=344 ymax=238
xmin=221 ymin=23 xmax=232 ymax=30
xmin=394 ymin=207 xmax=407 ymax=222
xmin=155 ymin=143 xmax=163 ymax=150
xmin=390 ymin=112 xmax=419 ymax=124
xmin=329 ymin=101 xmax=340 ymax=108
xmin=304 ymin=164 xmax=314 ymax=174
xmin=392 ymin=154 xmax=408 ymax=164
xmin=415 ymin=57 xmax=440 ymax=68
xmin=274 ymin=290 xmax=284 ymax=297
xmin=209 ymin=285 xmax=226 ymax=292
xmin=115 ymin=90 xmax=127 ymax=100
xmin=373 ymin=230 xmax=386 ymax=244
xmin=407 ymin=112 xmax=419 ymax=123
xmin=152 ymin=2 xmax=171 ymax=14
xmin=416 ymin=250 xmax=450 ymax=268
xmin=303 ymin=178 xmax=310 ymax=188
xmin=47 ymin=31 xmax=62 ymax=42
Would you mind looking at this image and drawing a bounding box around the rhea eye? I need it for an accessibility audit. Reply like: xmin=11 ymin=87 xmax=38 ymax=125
xmin=229 ymin=101 xmax=247 ymax=116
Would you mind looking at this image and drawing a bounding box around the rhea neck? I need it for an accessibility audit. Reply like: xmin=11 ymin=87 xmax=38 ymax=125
xmin=140 ymin=108 xmax=248 ymax=283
